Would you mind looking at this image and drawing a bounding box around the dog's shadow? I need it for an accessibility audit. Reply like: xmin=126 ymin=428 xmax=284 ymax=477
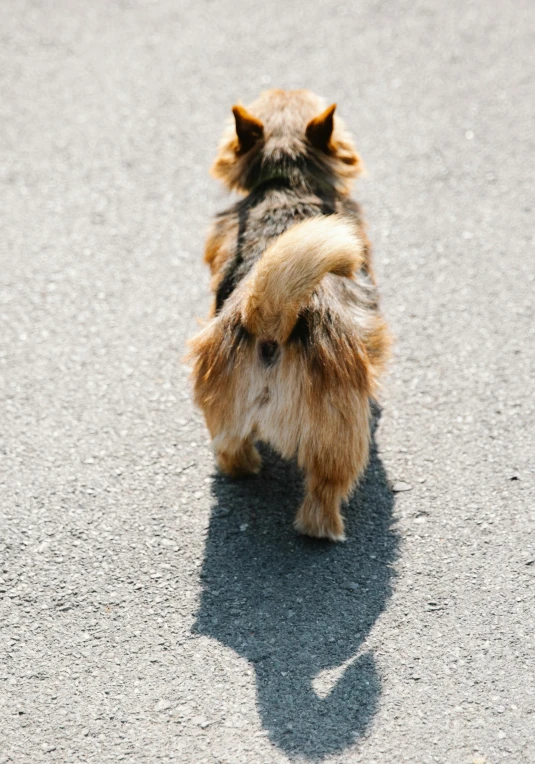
xmin=193 ymin=410 xmax=399 ymax=760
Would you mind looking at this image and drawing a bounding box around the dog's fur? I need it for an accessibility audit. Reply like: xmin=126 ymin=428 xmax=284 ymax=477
xmin=189 ymin=89 xmax=390 ymax=541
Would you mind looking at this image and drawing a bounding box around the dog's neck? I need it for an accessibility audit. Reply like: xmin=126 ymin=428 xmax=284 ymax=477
xmin=249 ymin=166 xmax=337 ymax=197
xmin=245 ymin=174 xmax=337 ymax=217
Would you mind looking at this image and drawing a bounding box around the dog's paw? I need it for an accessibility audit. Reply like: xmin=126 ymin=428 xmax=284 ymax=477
xmin=294 ymin=497 xmax=346 ymax=542
xmin=216 ymin=442 xmax=261 ymax=479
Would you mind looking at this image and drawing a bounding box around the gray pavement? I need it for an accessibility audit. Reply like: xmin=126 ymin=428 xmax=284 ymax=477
xmin=1 ymin=1 xmax=534 ymax=762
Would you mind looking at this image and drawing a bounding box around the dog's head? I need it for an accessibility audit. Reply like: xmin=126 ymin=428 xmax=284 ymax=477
xmin=211 ymin=89 xmax=362 ymax=194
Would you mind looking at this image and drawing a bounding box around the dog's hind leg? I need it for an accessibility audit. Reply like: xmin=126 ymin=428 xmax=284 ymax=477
xmin=203 ymin=405 xmax=260 ymax=479
xmin=194 ymin=340 xmax=261 ymax=479
xmin=294 ymin=391 xmax=371 ymax=541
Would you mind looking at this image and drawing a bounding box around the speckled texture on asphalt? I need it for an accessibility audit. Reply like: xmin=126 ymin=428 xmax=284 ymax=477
xmin=1 ymin=1 xmax=534 ymax=762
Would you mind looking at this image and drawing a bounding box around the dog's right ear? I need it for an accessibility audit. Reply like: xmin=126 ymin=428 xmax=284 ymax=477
xmin=306 ymin=104 xmax=336 ymax=152
xmin=232 ymin=105 xmax=264 ymax=153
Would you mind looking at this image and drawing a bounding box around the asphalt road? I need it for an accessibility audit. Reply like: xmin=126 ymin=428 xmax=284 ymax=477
xmin=1 ymin=1 xmax=534 ymax=762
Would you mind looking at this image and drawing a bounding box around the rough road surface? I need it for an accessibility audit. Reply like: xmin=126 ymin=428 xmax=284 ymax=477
xmin=1 ymin=1 xmax=534 ymax=762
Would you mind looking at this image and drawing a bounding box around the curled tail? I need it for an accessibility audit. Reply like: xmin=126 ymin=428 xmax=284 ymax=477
xmin=241 ymin=215 xmax=364 ymax=343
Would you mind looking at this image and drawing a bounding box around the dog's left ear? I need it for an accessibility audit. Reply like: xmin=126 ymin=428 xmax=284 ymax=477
xmin=306 ymin=104 xmax=336 ymax=151
xmin=232 ymin=105 xmax=264 ymax=153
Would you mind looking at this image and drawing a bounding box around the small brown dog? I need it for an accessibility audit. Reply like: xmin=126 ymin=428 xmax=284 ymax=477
xmin=189 ymin=89 xmax=390 ymax=541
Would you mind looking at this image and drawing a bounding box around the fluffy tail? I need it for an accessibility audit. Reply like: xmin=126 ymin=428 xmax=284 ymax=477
xmin=241 ymin=215 xmax=364 ymax=343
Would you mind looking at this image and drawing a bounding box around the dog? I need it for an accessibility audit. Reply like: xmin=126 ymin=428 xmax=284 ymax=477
xmin=188 ymin=89 xmax=390 ymax=541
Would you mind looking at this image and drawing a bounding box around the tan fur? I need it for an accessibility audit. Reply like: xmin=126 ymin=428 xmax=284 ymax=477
xmin=188 ymin=89 xmax=390 ymax=542
xmin=241 ymin=216 xmax=364 ymax=343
